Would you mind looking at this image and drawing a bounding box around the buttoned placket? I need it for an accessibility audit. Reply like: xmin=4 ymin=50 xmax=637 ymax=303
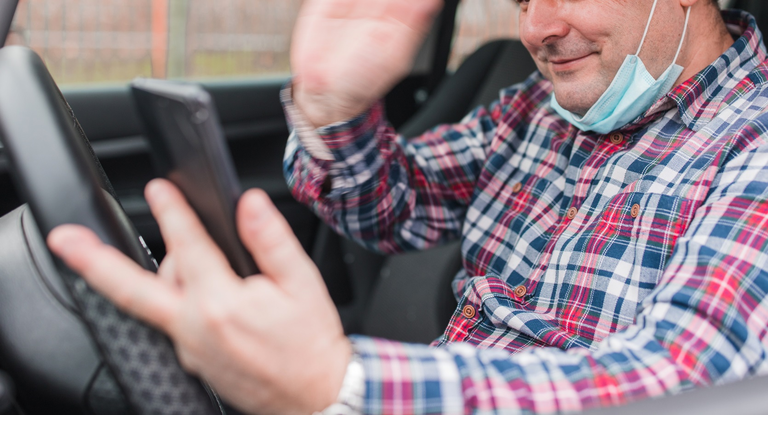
xmin=511 ymin=130 xmax=632 ymax=300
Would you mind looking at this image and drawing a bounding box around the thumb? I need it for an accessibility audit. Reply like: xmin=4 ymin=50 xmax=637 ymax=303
xmin=237 ymin=189 xmax=323 ymax=293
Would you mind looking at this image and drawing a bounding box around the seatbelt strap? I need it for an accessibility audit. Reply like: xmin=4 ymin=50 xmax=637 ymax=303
xmin=426 ymin=0 xmax=460 ymax=94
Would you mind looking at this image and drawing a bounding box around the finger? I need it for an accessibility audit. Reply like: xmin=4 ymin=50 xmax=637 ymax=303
xmin=157 ymin=254 xmax=180 ymax=285
xmin=145 ymin=179 xmax=234 ymax=286
xmin=48 ymin=224 xmax=180 ymax=334
xmin=236 ymin=189 xmax=320 ymax=292
xmin=388 ymin=0 xmax=443 ymax=32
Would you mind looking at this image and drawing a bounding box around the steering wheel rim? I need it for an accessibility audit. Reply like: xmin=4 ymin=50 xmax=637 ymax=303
xmin=0 ymin=46 xmax=222 ymax=414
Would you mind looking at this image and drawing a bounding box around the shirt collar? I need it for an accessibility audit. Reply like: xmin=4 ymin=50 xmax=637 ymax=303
xmin=663 ymin=10 xmax=768 ymax=132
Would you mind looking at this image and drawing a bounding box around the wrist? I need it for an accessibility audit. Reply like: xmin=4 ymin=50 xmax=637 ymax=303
xmin=320 ymin=350 xmax=364 ymax=415
xmin=293 ymin=81 xmax=372 ymax=128
xmin=306 ymin=336 xmax=354 ymax=414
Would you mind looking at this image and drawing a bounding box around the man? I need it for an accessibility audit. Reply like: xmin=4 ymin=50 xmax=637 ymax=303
xmin=48 ymin=0 xmax=768 ymax=414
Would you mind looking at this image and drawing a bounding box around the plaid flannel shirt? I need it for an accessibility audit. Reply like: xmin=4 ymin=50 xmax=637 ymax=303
xmin=283 ymin=10 xmax=768 ymax=414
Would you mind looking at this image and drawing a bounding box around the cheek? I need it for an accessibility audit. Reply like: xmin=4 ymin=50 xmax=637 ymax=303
xmin=520 ymin=39 xmax=549 ymax=79
xmin=532 ymin=58 xmax=551 ymax=81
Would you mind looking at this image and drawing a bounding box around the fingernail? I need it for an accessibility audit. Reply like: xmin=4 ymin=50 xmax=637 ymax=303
xmin=244 ymin=190 xmax=269 ymax=220
xmin=48 ymin=228 xmax=84 ymax=258
xmin=145 ymin=179 xmax=167 ymax=203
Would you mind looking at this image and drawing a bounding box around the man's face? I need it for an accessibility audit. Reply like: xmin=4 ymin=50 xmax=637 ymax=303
xmin=519 ymin=0 xmax=688 ymax=115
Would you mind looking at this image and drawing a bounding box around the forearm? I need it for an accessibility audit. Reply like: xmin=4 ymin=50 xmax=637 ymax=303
xmin=283 ymin=100 xmax=422 ymax=253
xmin=347 ymin=334 xmax=686 ymax=415
xmin=348 ymin=290 xmax=757 ymax=414
xmin=282 ymin=87 xmax=494 ymax=254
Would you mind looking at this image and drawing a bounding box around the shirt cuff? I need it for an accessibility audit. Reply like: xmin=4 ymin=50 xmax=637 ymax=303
xmin=347 ymin=335 xmax=465 ymax=415
xmin=280 ymin=85 xmax=334 ymax=161
xmin=319 ymin=354 xmax=365 ymax=415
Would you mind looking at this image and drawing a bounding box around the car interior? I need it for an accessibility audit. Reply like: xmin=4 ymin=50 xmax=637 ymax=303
xmin=0 ymin=0 xmax=765 ymax=415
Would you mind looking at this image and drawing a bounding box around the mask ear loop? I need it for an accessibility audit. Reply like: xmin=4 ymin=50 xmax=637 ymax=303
xmin=635 ymin=0 xmax=660 ymax=56
xmin=636 ymin=1 xmax=691 ymax=62
xmin=671 ymin=7 xmax=692 ymax=65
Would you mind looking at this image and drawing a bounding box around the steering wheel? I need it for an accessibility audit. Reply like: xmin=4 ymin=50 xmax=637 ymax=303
xmin=0 ymin=46 xmax=223 ymax=414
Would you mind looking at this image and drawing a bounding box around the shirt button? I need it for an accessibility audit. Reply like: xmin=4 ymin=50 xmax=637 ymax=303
xmin=631 ymin=203 xmax=641 ymax=218
xmin=462 ymin=305 xmax=476 ymax=319
xmin=514 ymin=285 xmax=527 ymax=297
xmin=512 ymin=182 xmax=523 ymax=193
xmin=566 ymin=206 xmax=578 ymax=220
xmin=610 ymin=132 xmax=624 ymax=145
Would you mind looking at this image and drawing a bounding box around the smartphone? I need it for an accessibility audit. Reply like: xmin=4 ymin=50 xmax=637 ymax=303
xmin=131 ymin=78 xmax=258 ymax=277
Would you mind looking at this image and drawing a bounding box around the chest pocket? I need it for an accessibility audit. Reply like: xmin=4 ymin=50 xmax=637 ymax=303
xmin=597 ymin=192 xmax=694 ymax=269
xmin=558 ymin=192 xmax=696 ymax=342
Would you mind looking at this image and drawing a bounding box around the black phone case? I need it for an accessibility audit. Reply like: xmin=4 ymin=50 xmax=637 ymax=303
xmin=131 ymin=78 xmax=258 ymax=278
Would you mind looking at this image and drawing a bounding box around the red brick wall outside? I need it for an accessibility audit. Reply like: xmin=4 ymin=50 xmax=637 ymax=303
xmin=5 ymin=0 xmax=520 ymax=86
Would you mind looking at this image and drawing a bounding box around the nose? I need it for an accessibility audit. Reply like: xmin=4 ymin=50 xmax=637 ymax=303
xmin=520 ymin=0 xmax=569 ymax=49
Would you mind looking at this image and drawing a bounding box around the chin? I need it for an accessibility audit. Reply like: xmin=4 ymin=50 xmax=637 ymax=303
xmin=552 ymin=85 xmax=598 ymax=116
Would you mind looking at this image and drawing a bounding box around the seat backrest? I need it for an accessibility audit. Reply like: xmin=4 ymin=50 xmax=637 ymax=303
xmin=732 ymin=1 xmax=768 ymax=33
xmin=399 ymin=39 xmax=538 ymax=138
xmin=345 ymin=39 xmax=537 ymax=343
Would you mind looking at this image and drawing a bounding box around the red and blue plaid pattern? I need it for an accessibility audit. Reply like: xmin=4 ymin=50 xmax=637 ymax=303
xmin=283 ymin=10 xmax=768 ymax=414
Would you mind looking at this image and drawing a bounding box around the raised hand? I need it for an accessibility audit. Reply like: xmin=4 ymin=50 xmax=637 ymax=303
xmin=291 ymin=0 xmax=443 ymax=127
xmin=48 ymin=179 xmax=351 ymax=414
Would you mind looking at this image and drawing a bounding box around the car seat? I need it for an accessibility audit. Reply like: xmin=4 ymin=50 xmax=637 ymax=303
xmin=316 ymin=39 xmax=538 ymax=343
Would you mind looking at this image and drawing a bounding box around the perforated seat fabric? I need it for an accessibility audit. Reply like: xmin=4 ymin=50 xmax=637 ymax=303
xmin=321 ymin=39 xmax=538 ymax=343
xmin=0 ymin=205 xmax=124 ymax=413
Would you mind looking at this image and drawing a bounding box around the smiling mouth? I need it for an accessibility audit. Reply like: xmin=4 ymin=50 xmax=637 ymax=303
xmin=549 ymin=53 xmax=594 ymax=66
xmin=548 ymin=53 xmax=596 ymax=74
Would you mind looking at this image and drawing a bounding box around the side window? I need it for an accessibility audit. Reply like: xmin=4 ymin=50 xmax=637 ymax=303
xmin=5 ymin=0 xmax=302 ymax=86
xmin=449 ymin=0 xmax=520 ymax=71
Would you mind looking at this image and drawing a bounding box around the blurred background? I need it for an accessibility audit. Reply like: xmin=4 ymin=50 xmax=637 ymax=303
xmin=3 ymin=0 xmax=520 ymax=86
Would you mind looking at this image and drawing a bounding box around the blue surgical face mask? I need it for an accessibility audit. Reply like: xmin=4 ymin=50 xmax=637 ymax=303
xmin=551 ymin=0 xmax=691 ymax=134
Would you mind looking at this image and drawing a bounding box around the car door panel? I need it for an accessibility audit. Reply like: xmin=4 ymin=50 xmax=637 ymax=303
xmin=0 ymin=77 xmax=320 ymax=262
